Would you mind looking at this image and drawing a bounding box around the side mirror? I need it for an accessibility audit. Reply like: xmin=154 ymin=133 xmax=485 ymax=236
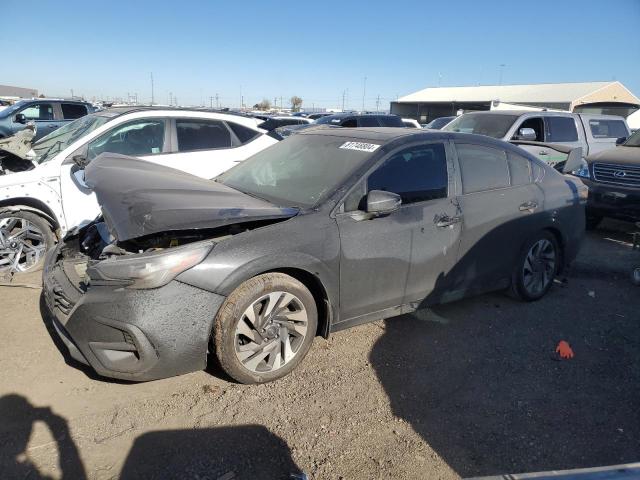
xmin=15 ymin=113 xmax=27 ymax=124
xmin=366 ymin=190 xmax=401 ymax=216
xmin=516 ymin=127 xmax=537 ymax=141
xmin=562 ymin=147 xmax=584 ymax=174
xmin=616 ymin=136 xmax=627 ymax=145
xmin=72 ymin=154 xmax=89 ymax=168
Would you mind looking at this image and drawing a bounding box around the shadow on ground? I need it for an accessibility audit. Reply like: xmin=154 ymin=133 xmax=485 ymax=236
xmin=120 ymin=425 xmax=302 ymax=479
xmin=0 ymin=393 xmax=302 ymax=480
xmin=370 ymin=222 xmax=640 ymax=477
xmin=0 ymin=394 xmax=87 ymax=479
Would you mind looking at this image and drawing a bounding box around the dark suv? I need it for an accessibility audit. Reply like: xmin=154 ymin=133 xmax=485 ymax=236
xmin=315 ymin=113 xmax=404 ymax=128
xmin=577 ymin=128 xmax=640 ymax=228
xmin=0 ymin=99 xmax=94 ymax=140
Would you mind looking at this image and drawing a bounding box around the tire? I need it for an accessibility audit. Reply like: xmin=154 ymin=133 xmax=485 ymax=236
xmin=509 ymin=231 xmax=559 ymax=302
xmin=585 ymin=214 xmax=602 ymax=230
xmin=0 ymin=210 xmax=55 ymax=273
xmin=213 ymin=272 xmax=318 ymax=384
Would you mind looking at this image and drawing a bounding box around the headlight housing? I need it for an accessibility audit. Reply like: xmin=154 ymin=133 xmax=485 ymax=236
xmin=572 ymin=159 xmax=590 ymax=179
xmin=88 ymin=241 xmax=213 ymax=289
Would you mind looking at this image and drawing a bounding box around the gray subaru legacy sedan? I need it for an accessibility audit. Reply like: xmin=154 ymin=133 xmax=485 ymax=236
xmin=43 ymin=127 xmax=587 ymax=383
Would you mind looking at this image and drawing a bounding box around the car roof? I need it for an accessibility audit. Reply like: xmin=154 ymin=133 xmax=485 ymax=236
xmin=299 ymin=126 xmax=536 ymax=154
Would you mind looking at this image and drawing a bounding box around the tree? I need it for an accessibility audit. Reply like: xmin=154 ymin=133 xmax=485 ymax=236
xmin=290 ymin=96 xmax=303 ymax=112
xmin=253 ymin=99 xmax=271 ymax=111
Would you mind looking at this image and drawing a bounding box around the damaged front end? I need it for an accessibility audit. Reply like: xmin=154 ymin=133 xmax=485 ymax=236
xmin=0 ymin=124 xmax=36 ymax=175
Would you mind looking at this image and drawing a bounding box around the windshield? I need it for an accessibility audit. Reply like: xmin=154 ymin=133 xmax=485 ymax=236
xmin=217 ymin=134 xmax=377 ymax=208
xmin=624 ymin=129 xmax=640 ymax=146
xmin=0 ymin=100 xmax=30 ymax=118
xmin=442 ymin=113 xmax=519 ymax=138
xmin=32 ymin=114 xmax=110 ymax=164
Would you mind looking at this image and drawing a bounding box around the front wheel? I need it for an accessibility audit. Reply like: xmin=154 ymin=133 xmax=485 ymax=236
xmin=510 ymin=232 xmax=559 ymax=301
xmin=213 ymin=273 xmax=317 ymax=384
xmin=0 ymin=210 xmax=55 ymax=273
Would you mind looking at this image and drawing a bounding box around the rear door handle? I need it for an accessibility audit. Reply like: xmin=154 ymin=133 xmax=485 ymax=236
xmin=435 ymin=214 xmax=462 ymax=228
xmin=519 ymin=201 xmax=538 ymax=212
xmin=538 ymin=150 xmax=548 ymax=156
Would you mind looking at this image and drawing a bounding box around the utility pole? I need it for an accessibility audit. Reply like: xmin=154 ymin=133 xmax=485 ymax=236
xmin=280 ymin=96 xmax=283 ymax=111
xmin=150 ymin=72 xmax=154 ymax=105
xmin=342 ymin=90 xmax=346 ymax=111
xmin=210 ymin=96 xmax=213 ymax=108
xmin=362 ymin=76 xmax=367 ymax=112
xmin=169 ymin=92 xmax=173 ymax=106
xmin=215 ymin=93 xmax=219 ymax=108
xmin=376 ymin=94 xmax=380 ymax=112
xmin=239 ymin=85 xmax=242 ymax=109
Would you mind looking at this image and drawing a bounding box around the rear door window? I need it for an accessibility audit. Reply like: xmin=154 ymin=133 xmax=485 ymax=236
xmin=87 ymin=119 xmax=166 ymax=159
xmin=61 ymin=103 xmax=88 ymax=119
xmin=456 ymin=143 xmax=510 ymax=194
xmin=367 ymin=143 xmax=448 ymax=205
xmin=176 ymin=119 xmax=232 ymax=152
xmin=358 ymin=117 xmax=380 ymax=127
xmin=19 ymin=103 xmax=54 ymax=121
xmin=589 ymin=119 xmax=628 ymax=138
xmin=546 ymin=116 xmax=578 ymax=142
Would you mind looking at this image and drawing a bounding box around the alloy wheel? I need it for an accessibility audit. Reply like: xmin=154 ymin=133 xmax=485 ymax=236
xmin=0 ymin=217 xmax=47 ymax=272
xmin=522 ymin=238 xmax=556 ymax=296
xmin=234 ymin=291 xmax=309 ymax=373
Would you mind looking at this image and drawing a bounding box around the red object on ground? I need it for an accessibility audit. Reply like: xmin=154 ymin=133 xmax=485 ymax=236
xmin=556 ymin=341 xmax=574 ymax=359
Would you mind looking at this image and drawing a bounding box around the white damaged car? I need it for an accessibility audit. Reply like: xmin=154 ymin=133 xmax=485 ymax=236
xmin=0 ymin=107 xmax=278 ymax=272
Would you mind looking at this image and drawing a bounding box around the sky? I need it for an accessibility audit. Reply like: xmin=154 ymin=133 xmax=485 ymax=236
xmin=2 ymin=0 xmax=639 ymax=110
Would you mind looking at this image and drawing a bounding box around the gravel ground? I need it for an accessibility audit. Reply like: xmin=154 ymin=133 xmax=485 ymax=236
xmin=0 ymin=220 xmax=638 ymax=480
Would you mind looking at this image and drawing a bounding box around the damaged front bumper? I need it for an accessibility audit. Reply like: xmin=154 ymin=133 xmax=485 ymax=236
xmin=42 ymin=241 xmax=226 ymax=382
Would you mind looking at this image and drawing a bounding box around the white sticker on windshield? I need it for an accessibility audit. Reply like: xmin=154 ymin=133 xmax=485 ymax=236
xmin=339 ymin=141 xmax=381 ymax=153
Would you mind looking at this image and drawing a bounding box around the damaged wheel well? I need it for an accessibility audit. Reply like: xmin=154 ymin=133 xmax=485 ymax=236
xmin=0 ymin=198 xmax=60 ymax=233
xmin=264 ymin=267 xmax=332 ymax=339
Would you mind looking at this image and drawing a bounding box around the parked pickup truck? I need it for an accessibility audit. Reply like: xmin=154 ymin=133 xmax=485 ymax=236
xmin=443 ymin=111 xmax=631 ymax=165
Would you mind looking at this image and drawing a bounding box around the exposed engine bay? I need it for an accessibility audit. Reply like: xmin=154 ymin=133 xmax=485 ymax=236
xmin=74 ymin=217 xmax=289 ymax=262
xmin=0 ymin=124 xmax=36 ymax=175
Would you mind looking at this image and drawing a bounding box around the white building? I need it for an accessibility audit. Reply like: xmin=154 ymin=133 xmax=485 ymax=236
xmin=390 ymin=81 xmax=640 ymax=124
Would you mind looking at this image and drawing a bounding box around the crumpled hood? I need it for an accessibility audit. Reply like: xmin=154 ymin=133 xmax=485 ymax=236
xmin=84 ymin=153 xmax=299 ymax=242
xmin=587 ymin=146 xmax=640 ymax=166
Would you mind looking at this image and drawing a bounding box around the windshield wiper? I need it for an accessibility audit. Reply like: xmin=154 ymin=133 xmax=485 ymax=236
xmin=35 ymin=140 xmax=64 ymax=163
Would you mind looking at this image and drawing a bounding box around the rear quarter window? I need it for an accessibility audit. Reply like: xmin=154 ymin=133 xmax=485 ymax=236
xmin=227 ymin=122 xmax=259 ymax=143
xmin=61 ymin=103 xmax=88 ymax=119
xmin=589 ymin=119 xmax=628 ymax=138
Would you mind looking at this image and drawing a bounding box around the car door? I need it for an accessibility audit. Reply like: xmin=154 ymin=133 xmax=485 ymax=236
xmin=450 ymin=142 xmax=544 ymax=294
xmin=335 ymin=141 xmax=461 ymax=321
xmin=59 ymin=118 xmax=169 ymax=229
xmin=157 ymin=118 xmax=269 ymax=178
xmin=14 ymin=102 xmax=58 ymax=140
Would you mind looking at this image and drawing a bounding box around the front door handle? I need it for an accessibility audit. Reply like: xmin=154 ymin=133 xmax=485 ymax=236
xmin=538 ymin=150 xmax=548 ymax=156
xmin=519 ymin=201 xmax=538 ymax=212
xmin=434 ymin=214 xmax=462 ymax=228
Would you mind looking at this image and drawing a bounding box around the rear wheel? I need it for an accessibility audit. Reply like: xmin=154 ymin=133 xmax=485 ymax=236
xmin=510 ymin=232 xmax=559 ymax=301
xmin=213 ymin=273 xmax=317 ymax=384
xmin=0 ymin=211 xmax=54 ymax=273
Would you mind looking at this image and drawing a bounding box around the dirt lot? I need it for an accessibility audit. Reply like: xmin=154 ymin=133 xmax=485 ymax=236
xmin=1 ymin=221 xmax=639 ymax=480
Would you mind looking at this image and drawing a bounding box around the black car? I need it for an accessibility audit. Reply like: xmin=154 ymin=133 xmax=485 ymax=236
xmin=276 ymin=113 xmax=405 ymax=138
xmin=424 ymin=116 xmax=456 ymax=130
xmin=575 ymin=129 xmax=640 ymax=228
xmin=43 ymin=128 xmax=586 ymax=384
